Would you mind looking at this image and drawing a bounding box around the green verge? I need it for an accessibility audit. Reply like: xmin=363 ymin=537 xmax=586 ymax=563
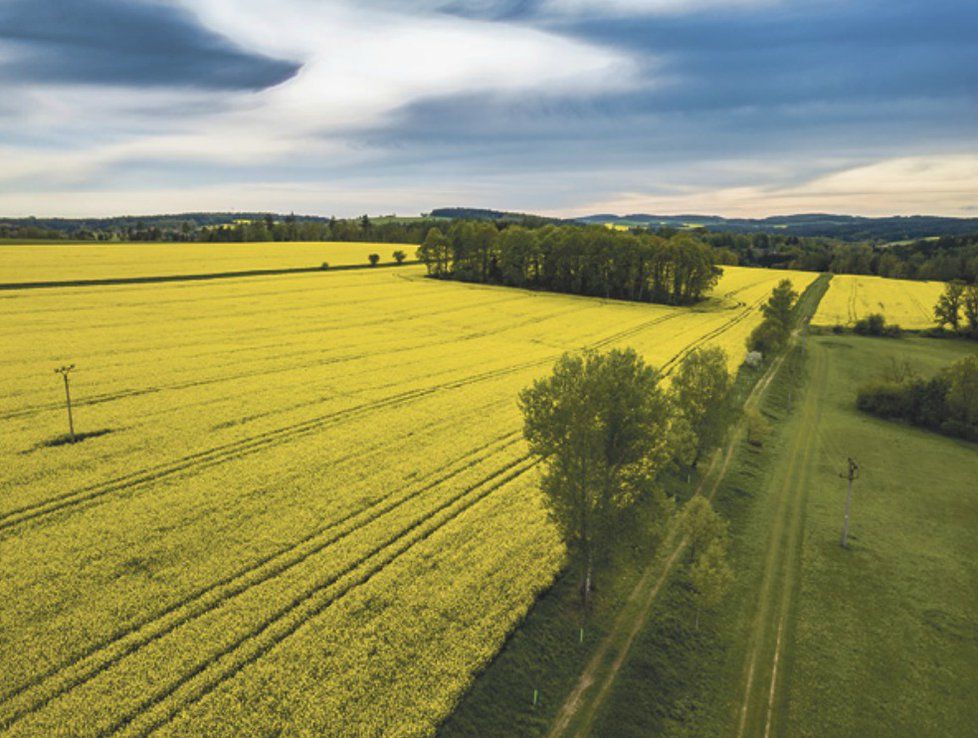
xmin=584 ymin=333 xmax=977 ymax=736
xmin=439 ymin=275 xmax=832 ymax=737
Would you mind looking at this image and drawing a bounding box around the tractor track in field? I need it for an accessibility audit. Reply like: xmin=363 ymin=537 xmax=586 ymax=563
xmin=2 ymin=294 xmax=761 ymax=535
xmin=5 ymin=272 xmax=756 ymax=422
xmin=906 ymin=288 xmax=930 ymax=324
xmin=847 ymin=279 xmax=858 ymax=324
xmin=0 ymin=307 xmax=690 ymax=532
xmin=659 ymin=295 xmax=767 ymax=376
xmin=0 ymin=437 xmax=529 ymax=732
xmin=101 ymin=457 xmax=540 ymax=738
xmin=0 ymin=359 xmax=548 ymax=534
xmin=0 ymin=294 xmax=591 ymax=422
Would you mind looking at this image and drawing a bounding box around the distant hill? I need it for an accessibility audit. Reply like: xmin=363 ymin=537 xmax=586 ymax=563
xmin=4 ymin=209 xmax=978 ymax=243
xmin=430 ymin=208 xmax=978 ymax=241
xmin=574 ymin=213 xmax=978 ymax=241
xmin=428 ymin=208 xmax=565 ymax=226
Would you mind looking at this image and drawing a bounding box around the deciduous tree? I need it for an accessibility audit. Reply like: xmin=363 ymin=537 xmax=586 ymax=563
xmin=670 ymin=347 xmax=731 ymax=469
xmin=689 ymin=537 xmax=734 ymax=628
xmin=935 ymin=280 xmax=965 ymax=332
xmin=519 ymin=348 xmax=672 ymax=606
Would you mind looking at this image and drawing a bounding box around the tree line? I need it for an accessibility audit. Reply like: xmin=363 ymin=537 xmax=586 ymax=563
xmin=518 ymin=280 xmax=800 ymax=622
xmin=418 ymin=223 xmax=723 ymax=305
xmin=6 ymin=210 xmax=978 ymax=287
xmin=0 ymin=214 xmax=446 ymax=245
xmin=520 ymin=345 xmax=735 ymax=616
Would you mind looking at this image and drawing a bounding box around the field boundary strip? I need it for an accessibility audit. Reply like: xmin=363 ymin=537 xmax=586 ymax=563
xmin=0 ymin=260 xmax=422 ymax=291
xmin=548 ymin=275 xmax=830 ymax=737
xmin=735 ymin=340 xmax=827 ymax=738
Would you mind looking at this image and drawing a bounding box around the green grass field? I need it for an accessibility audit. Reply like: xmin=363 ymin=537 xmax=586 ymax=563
xmin=786 ymin=335 xmax=978 ymax=736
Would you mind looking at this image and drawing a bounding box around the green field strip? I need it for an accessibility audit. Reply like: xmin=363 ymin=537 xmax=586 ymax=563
xmin=0 ymin=260 xmax=423 ymax=291
xmin=733 ymin=341 xmax=827 ymax=738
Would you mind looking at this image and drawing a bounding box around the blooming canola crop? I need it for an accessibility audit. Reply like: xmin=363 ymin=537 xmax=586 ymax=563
xmin=812 ymin=273 xmax=943 ymax=330
xmin=0 ymin=260 xmax=816 ymax=736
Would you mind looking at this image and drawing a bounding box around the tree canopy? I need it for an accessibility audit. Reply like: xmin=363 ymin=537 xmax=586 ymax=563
xmin=519 ymin=348 xmax=674 ymax=604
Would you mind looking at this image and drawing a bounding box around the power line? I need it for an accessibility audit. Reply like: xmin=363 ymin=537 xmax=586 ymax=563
xmin=839 ymin=457 xmax=859 ymax=548
xmin=54 ymin=364 xmax=76 ymax=442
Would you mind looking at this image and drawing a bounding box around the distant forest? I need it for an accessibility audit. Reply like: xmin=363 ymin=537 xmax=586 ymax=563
xmin=2 ymin=211 xmax=977 ymax=284
xmin=702 ymin=231 xmax=978 ymax=283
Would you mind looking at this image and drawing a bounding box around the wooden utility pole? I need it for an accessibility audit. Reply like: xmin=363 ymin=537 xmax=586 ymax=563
xmin=840 ymin=457 xmax=859 ymax=548
xmin=55 ymin=364 xmax=76 ymax=442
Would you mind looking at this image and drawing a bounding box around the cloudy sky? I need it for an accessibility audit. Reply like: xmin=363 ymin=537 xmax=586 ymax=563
xmin=1 ymin=0 xmax=976 ymax=218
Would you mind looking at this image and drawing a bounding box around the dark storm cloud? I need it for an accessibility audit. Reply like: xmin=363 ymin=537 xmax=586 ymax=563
xmin=551 ymin=0 xmax=978 ymax=112
xmin=0 ymin=0 xmax=300 ymax=89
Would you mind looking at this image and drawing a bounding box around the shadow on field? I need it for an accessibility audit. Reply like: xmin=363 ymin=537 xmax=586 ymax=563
xmin=23 ymin=428 xmax=114 ymax=453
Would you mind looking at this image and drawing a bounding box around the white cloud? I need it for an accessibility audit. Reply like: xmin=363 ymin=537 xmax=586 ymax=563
xmin=0 ymin=180 xmax=474 ymax=219
xmin=0 ymin=0 xmax=636 ymax=188
xmin=181 ymin=0 xmax=637 ymax=131
xmin=566 ymin=154 xmax=978 ymax=217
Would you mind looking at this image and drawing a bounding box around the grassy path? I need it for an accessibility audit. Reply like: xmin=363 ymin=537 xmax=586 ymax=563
xmin=734 ymin=337 xmax=827 ymax=738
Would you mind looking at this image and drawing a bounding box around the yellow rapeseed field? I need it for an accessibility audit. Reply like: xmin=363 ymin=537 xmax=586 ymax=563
xmin=812 ymin=273 xmax=943 ymax=330
xmin=0 ymin=241 xmax=407 ymax=284
xmin=0 ymin=261 xmax=815 ymax=736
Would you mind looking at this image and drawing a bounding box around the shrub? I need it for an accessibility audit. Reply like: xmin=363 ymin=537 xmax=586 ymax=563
xmin=368 ymin=253 xmax=380 ymax=267
xmin=853 ymin=312 xmax=901 ymax=337
xmin=747 ymin=320 xmax=785 ymax=354
xmin=856 ymin=382 xmax=912 ymax=418
xmin=854 ymin=313 xmax=883 ymax=335
xmin=746 ymin=408 xmax=770 ymax=447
